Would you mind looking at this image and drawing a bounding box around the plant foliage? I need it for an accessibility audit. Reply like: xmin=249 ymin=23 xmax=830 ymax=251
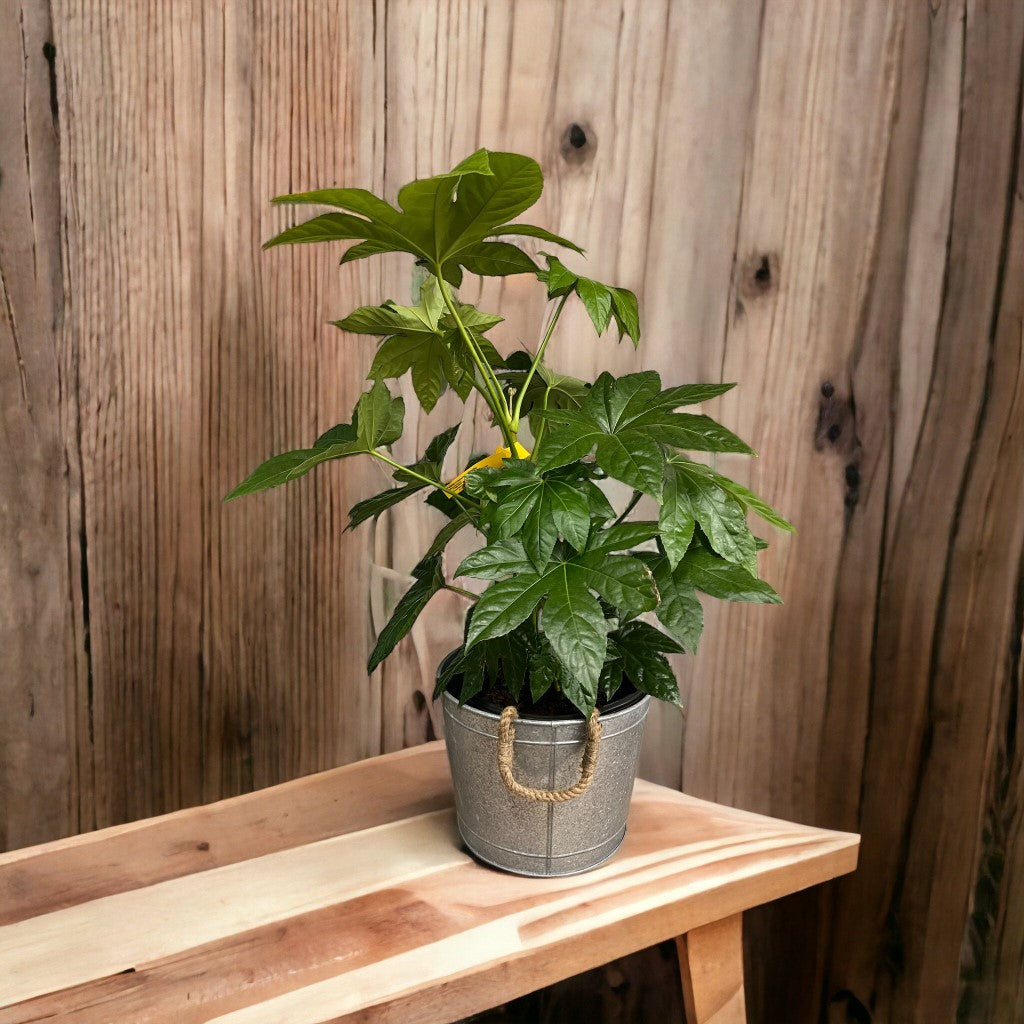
xmin=229 ymin=149 xmax=792 ymax=717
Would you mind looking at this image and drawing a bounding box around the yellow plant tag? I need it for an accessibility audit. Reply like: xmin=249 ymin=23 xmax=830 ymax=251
xmin=447 ymin=442 xmax=531 ymax=495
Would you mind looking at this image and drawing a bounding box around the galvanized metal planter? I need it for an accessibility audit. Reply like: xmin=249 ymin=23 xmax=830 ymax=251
xmin=442 ymin=689 xmax=651 ymax=877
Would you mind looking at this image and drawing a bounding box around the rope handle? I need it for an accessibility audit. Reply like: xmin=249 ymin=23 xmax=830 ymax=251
xmin=496 ymin=706 xmax=602 ymax=803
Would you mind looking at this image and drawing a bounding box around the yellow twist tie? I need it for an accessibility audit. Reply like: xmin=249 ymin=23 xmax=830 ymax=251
xmin=446 ymin=442 xmax=530 ymax=496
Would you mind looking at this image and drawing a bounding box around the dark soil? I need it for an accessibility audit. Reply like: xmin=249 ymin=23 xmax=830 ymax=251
xmin=460 ymin=678 xmax=643 ymax=720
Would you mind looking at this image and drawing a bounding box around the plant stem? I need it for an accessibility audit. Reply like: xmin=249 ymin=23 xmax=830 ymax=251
xmin=511 ymin=292 xmax=569 ymax=431
xmin=529 ymin=382 xmax=554 ymax=462
xmin=612 ymin=489 xmax=643 ymax=526
xmin=443 ymin=583 xmax=478 ymax=600
xmin=369 ymin=449 xmax=476 ymax=512
xmin=434 ymin=271 xmax=516 ymax=447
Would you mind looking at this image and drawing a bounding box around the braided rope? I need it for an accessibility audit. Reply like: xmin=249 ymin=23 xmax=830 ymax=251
xmin=496 ymin=706 xmax=602 ymax=803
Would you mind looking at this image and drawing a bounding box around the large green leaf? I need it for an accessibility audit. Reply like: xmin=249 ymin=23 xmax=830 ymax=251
xmin=667 ymin=458 xmax=756 ymax=567
xmin=482 ymin=472 xmax=593 ymax=569
xmin=536 ymin=372 xmax=755 ymax=497
xmin=266 ymin=150 xmax=545 ymax=280
xmin=678 ymin=547 xmax=781 ymax=603
xmin=463 ymin=550 xmax=656 ymax=703
xmin=367 ymin=552 xmax=444 ymax=672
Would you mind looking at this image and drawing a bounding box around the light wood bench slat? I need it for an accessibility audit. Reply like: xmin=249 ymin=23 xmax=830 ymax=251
xmin=0 ymin=742 xmax=858 ymax=1024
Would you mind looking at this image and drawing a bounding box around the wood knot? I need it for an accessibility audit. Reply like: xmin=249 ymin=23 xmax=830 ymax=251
xmin=740 ymin=252 xmax=780 ymax=300
xmin=814 ymin=381 xmax=857 ymax=456
xmin=561 ymin=122 xmax=595 ymax=165
xmin=814 ymin=381 xmax=863 ymax=514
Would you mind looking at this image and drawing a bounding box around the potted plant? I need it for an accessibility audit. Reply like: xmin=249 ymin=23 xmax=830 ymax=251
xmin=229 ymin=150 xmax=791 ymax=876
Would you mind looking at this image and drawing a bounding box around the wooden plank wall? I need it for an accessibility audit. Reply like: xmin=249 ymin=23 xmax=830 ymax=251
xmin=1 ymin=1 xmax=1022 ymax=1021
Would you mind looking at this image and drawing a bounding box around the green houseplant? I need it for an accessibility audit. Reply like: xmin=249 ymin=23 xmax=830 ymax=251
xmin=229 ymin=150 xmax=791 ymax=875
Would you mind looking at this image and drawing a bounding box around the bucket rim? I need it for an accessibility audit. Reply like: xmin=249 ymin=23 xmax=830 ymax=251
xmin=440 ymin=686 xmax=650 ymax=727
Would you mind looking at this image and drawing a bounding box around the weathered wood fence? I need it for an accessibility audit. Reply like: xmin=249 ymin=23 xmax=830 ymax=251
xmin=2 ymin=2 xmax=1022 ymax=1021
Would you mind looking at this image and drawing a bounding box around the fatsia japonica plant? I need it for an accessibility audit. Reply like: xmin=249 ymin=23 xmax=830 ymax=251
xmin=228 ymin=150 xmax=792 ymax=718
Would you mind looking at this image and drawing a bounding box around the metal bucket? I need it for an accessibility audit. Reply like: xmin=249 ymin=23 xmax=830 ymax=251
xmin=442 ymin=689 xmax=651 ymax=876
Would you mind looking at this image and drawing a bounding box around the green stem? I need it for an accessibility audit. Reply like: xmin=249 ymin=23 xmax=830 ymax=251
xmin=370 ymin=449 xmax=476 ymax=512
xmin=512 ymin=293 xmax=569 ymax=431
xmin=443 ymin=583 xmax=478 ymax=600
xmin=612 ymin=490 xmax=643 ymax=526
xmin=434 ymin=271 xmax=516 ymax=447
xmin=529 ymin=382 xmax=554 ymax=462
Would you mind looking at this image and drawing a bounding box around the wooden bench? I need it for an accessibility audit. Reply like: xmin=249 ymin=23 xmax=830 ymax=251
xmin=0 ymin=742 xmax=858 ymax=1023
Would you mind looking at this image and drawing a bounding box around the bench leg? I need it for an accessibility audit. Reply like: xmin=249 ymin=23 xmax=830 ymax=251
xmin=675 ymin=913 xmax=746 ymax=1023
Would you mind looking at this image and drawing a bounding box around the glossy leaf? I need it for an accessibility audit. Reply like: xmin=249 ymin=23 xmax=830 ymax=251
xmin=456 ymin=538 xmax=535 ymax=580
xmin=714 ymin=474 xmax=795 ymax=533
xmin=678 ymin=547 xmax=782 ymax=603
xmin=668 ymin=459 xmax=756 ymax=566
xmin=356 ymin=380 xmax=405 ymax=447
xmin=536 ymin=255 xmax=641 ymax=346
xmin=587 ymin=521 xmax=660 ymax=554
xmin=488 ymin=223 xmax=585 ymax=255
xmin=266 ymin=150 xmax=544 ymax=279
xmin=658 ymin=467 xmax=697 ymax=568
xmin=609 ymin=621 xmax=682 ymax=706
xmin=542 ymin=576 xmax=606 ymax=712
xmin=576 ymin=277 xmax=613 ymax=334
xmin=347 ymin=484 xmax=422 ymax=529
xmin=367 ymin=552 xmax=444 ymax=672
xmin=648 ymin=555 xmax=705 ymax=653
xmin=459 ymin=241 xmax=537 ymax=277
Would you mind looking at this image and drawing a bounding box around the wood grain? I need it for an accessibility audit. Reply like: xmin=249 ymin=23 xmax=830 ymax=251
xmin=2 ymin=1 xmax=1023 ymax=1021
xmin=0 ymin=743 xmax=856 ymax=1024
xmin=0 ymin=0 xmax=76 ymax=852
xmin=677 ymin=914 xmax=746 ymax=1024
